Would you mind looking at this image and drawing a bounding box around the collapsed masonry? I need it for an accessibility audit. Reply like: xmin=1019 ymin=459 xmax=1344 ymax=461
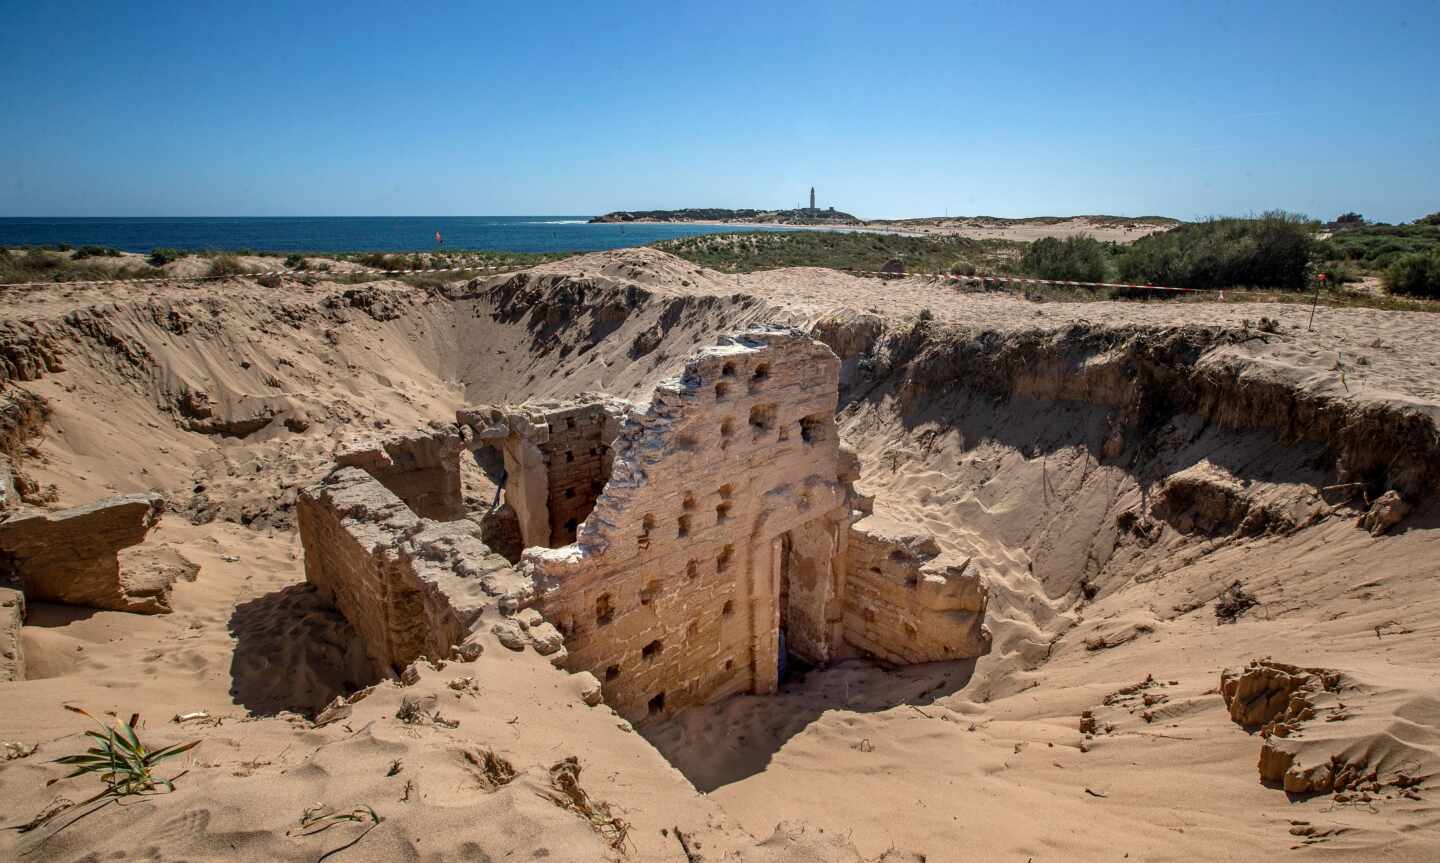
xmin=0 ymin=490 xmax=177 ymax=681
xmin=299 ymin=327 xmax=990 ymax=723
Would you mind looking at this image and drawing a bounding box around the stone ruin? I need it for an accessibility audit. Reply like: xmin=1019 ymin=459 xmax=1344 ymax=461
xmin=0 ymin=482 xmax=177 ymax=680
xmin=298 ymin=326 xmax=990 ymax=723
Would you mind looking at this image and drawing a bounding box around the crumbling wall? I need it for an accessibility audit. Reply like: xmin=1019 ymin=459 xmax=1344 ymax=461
xmin=297 ymin=466 xmax=529 ymax=675
xmin=843 ymin=515 xmax=990 ymax=665
xmin=335 ymin=427 xmax=465 ymax=521
xmin=539 ymin=402 xmax=618 ymax=545
xmin=0 ymin=493 xmax=168 ymax=613
xmin=525 ymin=328 xmax=854 ymax=722
xmin=459 ymin=399 xmax=622 ymax=548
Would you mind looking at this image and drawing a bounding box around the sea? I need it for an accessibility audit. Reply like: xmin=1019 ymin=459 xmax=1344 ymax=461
xmin=0 ymin=217 xmax=807 ymax=255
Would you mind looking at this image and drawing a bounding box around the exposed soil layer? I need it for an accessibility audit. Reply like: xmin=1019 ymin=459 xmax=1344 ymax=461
xmin=1 ymin=249 xmax=1436 ymax=861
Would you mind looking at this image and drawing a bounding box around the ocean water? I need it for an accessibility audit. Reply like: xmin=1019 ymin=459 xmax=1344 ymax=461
xmin=0 ymin=217 xmax=806 ymax=254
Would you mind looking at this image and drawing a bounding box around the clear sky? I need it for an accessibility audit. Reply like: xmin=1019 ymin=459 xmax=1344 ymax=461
xmin=2 ymin=0 xmax=1437 ymax=222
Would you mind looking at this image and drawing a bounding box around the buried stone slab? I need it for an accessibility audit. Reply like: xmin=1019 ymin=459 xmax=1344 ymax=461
xmin=0 ymin=493 xmax=170 ymax=613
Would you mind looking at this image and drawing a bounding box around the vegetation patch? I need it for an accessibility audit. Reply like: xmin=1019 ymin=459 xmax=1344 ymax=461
xmin=1119 ymin=212 xmax=1314 ymax=291
xmin=1022 ymin=236 xmax=1111 ymax=283
xmin=656 ymin=230 xmax=1024 ymax=276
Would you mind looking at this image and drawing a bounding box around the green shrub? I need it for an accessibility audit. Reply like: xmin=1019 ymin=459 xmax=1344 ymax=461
xmin=1315 ymin=261 xmax=1360 ymax=285
xmin=1384 ymin=249 xmax=1440 ymax=298
xmin=1022 ymin=236 xmax=1110 ymax=283
xmin=73 ymin=245 xmax=121 ymax=259
xmin=1417 ymin=212 xmax=1440 ymax=226
xmin=284 ymin=253 xmax=307 ymax=270
xmin=1120 ymin=212 xmax=1314 ymax=290
xmin=21 ymin=249 xmax=62 ymax=271
xmin=206 ymin=255 xmax=247 ymax=278
xmin=148 ymin=248 xmax=182 ymax=266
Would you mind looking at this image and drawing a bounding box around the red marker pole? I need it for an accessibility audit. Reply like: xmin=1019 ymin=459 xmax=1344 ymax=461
xmin=1308 ymin=272 xmax=1325 ymax=331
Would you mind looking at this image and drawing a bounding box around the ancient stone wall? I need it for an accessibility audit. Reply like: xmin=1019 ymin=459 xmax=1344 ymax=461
xmin=335 ymin=427 xmax=465 ymax=521
xmin=0 ymin=492 xmax=167 ymax=612
xmin=459 ymin=399 xmax=622 ymax=548
xmin=843 ymin=515 xmax=990 ymax=665
xmin=538 ymin=402 xmax=617 ymax=546
xmin=299 ymin=329 xmax=991 ymax=722
xmin=297 ymin=466 xmax=528 ymax=675
xmin=525 ymin=328 xmax=854 ymax=722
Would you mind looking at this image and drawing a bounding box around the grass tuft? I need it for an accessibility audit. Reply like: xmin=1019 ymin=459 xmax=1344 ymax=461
xmin=9 ymin=705 xmax=200 ymax=835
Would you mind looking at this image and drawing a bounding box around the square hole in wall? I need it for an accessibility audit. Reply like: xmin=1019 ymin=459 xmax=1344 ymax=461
xmin=722 ymin=599 xmax=734 ymax=616
xmin=642 ymin=639 xmax=663 ymax=660
xmin=566 ymin=417 xmax=577 ymax=430
xmin=640 ymin=579 xmax=660 ymax=605
xmin=648 ymin=692 xmax=666 ymax=715
xmin=749 ymin=404 xmax=776 ymax=434
xmin=606 ymin=664 xmax=620 ymax=681
xmin=722 ymin=361 xmax=736 ymax=378
xmin=715 ymin=381 xmax=730 ymax=400
xmin=715 ymin=501 xmax=732 ymax=523
xmin=800 ymin=413 xmax=829 ymax=444
xmin=678 ymin=514 xmax=691 ymax=538
xmin=751 ymin=363 xmax=770 ymax=384
xmin=724 ymin=658 xmax=734 ymax=671
xmin=717 ymin=544 xmax=733 ymax=573
xmin=565 ymin=450 xmax=575 ymax=463
xmin=682 ymin=492 xmax=696 ymax=511
xmin=596 ymin=593 xmax=614 ymax=626
xmin=565 ymin=487 xmax=575 ymax=499
xmin=685 ymin=560 xmax=698 ymax=579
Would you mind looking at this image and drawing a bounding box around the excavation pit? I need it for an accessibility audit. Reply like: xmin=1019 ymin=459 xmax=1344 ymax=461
xmin=299 ymin=326 xmax=992 ymax=723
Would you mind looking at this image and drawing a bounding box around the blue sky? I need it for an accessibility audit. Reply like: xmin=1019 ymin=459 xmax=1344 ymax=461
xmin=2 ymin=1 xmax=1437 ymax=221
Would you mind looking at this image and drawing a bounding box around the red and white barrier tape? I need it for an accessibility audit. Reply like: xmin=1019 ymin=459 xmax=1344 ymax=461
xmin=851 ymin=269 xmax=1225 ymax=299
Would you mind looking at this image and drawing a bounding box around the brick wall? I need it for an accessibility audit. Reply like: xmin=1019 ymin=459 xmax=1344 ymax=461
xmin=526 ymin=328 xmax=853 ymax=723
xmin=335 ymin=428 xmax=465 ymax=522
xmin=535 ymin=403 xmax=616 ymax=546
xmin=843 ymin=514 xmax=990 ymax=665
xmin=298 ymin=467 xmax=526 ymax=676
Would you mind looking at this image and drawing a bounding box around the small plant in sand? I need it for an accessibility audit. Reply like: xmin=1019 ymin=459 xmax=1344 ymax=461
xmin=289 ymin=803 xmax=383 ymax=862
xmin=13 ymin=706 xmax=200 ymax=834
xmin=49 ymin=706 xmax=200 ymax=797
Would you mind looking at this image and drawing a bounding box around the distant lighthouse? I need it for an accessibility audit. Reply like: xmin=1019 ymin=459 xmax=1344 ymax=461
xmin=809 ymin=187 xmax=815 ymax=212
